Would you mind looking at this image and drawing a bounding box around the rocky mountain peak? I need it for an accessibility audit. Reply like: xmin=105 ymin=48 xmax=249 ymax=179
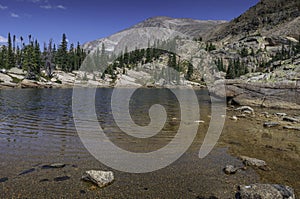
xmin=207 ymin=0 xmax=300 ymax=41
xmin=83 ymin=16 xmax=227 ymax=52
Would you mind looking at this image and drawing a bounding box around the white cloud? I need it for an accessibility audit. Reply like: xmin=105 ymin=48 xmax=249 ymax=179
xmin=0 ymin=4 xmax=8 ymax=10
xmin=57 ymin=5 xmax=66 ymax=10
xmin=16 ymin=0 xmax=48 ymax=4
xmin=40 ymin=4 xmax=66 ymax=10
xmin=40 ymin=4 xmax=52 ymax=9
xmin=0 ymin=35 xmax=8 ymax=43
xmin=11 ymin=12 xmax=20 ymax=18
xmin=28 ymin=0 xmax=48 ymax=3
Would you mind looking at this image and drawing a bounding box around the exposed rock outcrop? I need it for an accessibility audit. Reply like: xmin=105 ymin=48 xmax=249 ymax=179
xmin=237 ymin=184 xmax=295 ymax=199
xmin=213 ymin=79 xmax=300 ymax=110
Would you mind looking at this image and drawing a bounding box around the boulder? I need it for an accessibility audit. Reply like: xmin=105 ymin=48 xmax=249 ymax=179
xmin=82 ymin=170 xmax=114 ymax=188
xmin=9 ymin=73 xmax=24 ymax=80
xmin=0 ymin=73 xmax=13 ymax=82
xmin=237 ymin=184 xmax=295 ymax=199
xmin=0 ymin=82 xmax=17 ymax=88
xmin=20 ymin=79 xmax=40 ymax=88
xmin=8 ymin=67 xmax=26 ymax=75
xmin=212 ymin=79 xmax=300 ymax=110
xmin=240 ymin=156 xmax=270 ymax=171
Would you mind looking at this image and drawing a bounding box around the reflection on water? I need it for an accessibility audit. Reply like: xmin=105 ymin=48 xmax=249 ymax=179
xmin=0 ymin=88 xmax=212 ymax=161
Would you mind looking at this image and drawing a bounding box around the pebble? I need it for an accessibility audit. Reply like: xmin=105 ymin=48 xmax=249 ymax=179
xmin=0 ymin=177 xmax=8 ymax=183
xmin=54 ymin=176 xmax=71 ymax=182
xmin=19 ymin=168 xmax=35 ymax=176
xmin=42 ymin=163 xmax=66 ymax=169
xmin=223 ymin=165 xmax=239 ymax=175
xmin=39 ymin=179 xmax=50 ymax=183
xmin=230 ymin=116 xmax=238 ymax=121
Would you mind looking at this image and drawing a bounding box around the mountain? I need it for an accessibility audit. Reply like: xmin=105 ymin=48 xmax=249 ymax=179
xmin=130 ymin=16 xmax=227 ymax=37
xmin=83 ymin=16 xmax=226 ymax=52
xmin=206 ymin=0 xmax=300 ymax=41
xmin=79 ymin=1 xmax=300 ymax=110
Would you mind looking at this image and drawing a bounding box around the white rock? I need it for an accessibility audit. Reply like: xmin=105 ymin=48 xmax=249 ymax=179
xmin=0 ymin=73 xmax=13 ymax=83
xmin=82 ymin=170 xmax=114 ymax=188
xmin=223 ymin=165 xmax=239 ymax=174
xmin=235 ymin=106 xmax=254 ymax=114
xmin=231 ymin=116 xmax=238 ymax=121
xmin=240 ymin=156 xmax=269 ymax=170
xmin=194 ymin=120 xmax=205 ymax=123
xmin=238 ymin=184 xmax=295 ymax=199
xmin=9 ymin=73 xmax=24 ymax=80
xmin=275 ymin=113 xmax=287 ymax=117
xmin=8 ymin=67 xmax=26 ymax=75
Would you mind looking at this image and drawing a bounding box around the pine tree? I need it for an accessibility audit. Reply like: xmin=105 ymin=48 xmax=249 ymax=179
xmin=186 ymin=59 xmax=194 ymax=81
xmin=6 ymin=33 xmax=15 ymax=69
xmin=57 ymin=33 xmax=68 ymax=72
xmin=240 ymin=47 xmax=248 ymax=57
xmin=23 ymin=43 xmax=39 ymax=79
xmin=34 ymin=40 xmax=42 ymax=71
xmin=0 ymin=46 xmax=7 ymax=68
xmin=69 ymin=43 xmax=75 ymax=71
xmin=226 ymin=59 xmax=235 ymax=79
xmin=100 ymin=43 xmax=108 ymax=72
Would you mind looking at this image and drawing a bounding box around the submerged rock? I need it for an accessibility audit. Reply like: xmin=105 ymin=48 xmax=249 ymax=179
xmin=263 ymin=122 xmax=280 ymax=128
xmin=0 ymin=177 xmax=8 ymax=183
xmin=237 ymin=184 xmax=295 ymax=199
xmin=240 ymin=156 xmax=270 ymax=171
xmin=223 ymin=164 xmax=246 ymax=175
xmin=223 ymin=165 xmax=239 ymax=175
xmin=19 ymin=168 xmax=35 ymax=176
xmin=82 ymin=170 xmax=114 ymax=188
xmin=283 ymin=116 xmax=299 ymax=123
xmin=54 ymin=176 xmax=71 ymax=182
xmin=42 ymin=163 xmax=66 ymax=169
xmin=283 ymin=126 xmax=300 ymax=131
xmin=39 ymin=179 xmax=50 ymax=183
xmin=50 ymin=163 xmax=66 ymax=168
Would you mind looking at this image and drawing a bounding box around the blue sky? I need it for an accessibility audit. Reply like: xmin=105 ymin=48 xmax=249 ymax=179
xmin=0 ymin=0 xmax=259 ymax=46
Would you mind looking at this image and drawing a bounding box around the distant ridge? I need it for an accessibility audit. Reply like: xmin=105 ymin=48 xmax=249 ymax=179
xmin=206 ymin=0 xmax=300 ymax=41
xmin=83 ymin=16 xmax=227 ymax=52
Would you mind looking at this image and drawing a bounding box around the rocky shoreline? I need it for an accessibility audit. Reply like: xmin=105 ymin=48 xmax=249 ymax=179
xmin=219 ymin=105 xmax=300 ymax=198
xmin=1 ymin=68 xmax=300 ymax=111
xmin=212 ymin=79 xmax=300 ymax=110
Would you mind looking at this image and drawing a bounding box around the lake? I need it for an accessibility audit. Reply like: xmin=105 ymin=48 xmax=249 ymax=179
xmin=1 ymin=88 xmax=298 ymax=198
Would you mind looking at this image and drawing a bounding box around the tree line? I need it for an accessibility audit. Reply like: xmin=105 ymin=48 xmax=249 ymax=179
xmin=0 ymin=33 xmax=86 ymax=80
